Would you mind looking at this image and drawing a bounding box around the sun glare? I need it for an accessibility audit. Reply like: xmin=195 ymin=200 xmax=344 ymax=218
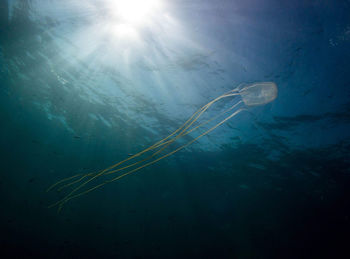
xmin=109 ymin=0 xmax=162 ymax=24
xmin=113 ymin=24 xmax=138 ymax=39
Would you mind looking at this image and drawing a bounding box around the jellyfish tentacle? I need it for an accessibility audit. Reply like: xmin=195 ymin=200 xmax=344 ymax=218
xmin=49 ymin=91 xmax=241 ymax=194
xmin=56 ymin=108 xmax=246 ymax=209
xmin=49 ymin=91 xmax=242 ymax=210
xmin=57 ymin=93 xmax=234 ymax=189
xmin=57 ymin=173 xmax=95 ymax=191
xmin=46 ymin=173 xmax=83 ymax=192
xmin=48 ymin=96 xmax=214 ymax=208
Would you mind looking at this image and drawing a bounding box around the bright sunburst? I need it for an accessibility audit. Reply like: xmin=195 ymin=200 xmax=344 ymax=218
xmin=109 ymin=0 xmax=162 ymax=24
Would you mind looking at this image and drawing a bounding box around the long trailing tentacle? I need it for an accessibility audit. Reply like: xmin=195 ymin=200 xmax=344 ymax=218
xmin=46 ymin=174 xmax=83 ymax=192
xmin=51 ymin=99 xmax=243 ymax=194
xmin=48 ymin=100 xmax=211 ymax=207
xmin=50 ymin=99 xmax=243 ymax=199
xmin=57 ymin=173 xmax=95 ymax=191
xmin=48 ymin=90 xmax=242 ymax=210
xmin=47 ymin=90 xmax=239 ymax=193
xmin=55 ymin=108 xmax=245 ymax=210
xmin=47 ymin=100 xmax=207 ymax=194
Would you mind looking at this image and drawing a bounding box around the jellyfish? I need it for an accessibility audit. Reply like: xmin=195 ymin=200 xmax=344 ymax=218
xmin=48 ymin=81 xmax=278 ymax=211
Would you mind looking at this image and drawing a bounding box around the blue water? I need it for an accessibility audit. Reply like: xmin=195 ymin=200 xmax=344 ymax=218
xmin=1 ymin=0 xmax=349 ymax=258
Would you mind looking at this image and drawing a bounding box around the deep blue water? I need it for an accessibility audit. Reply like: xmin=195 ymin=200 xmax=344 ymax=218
xmin=1 ymin=0 xmax=350 ymax=258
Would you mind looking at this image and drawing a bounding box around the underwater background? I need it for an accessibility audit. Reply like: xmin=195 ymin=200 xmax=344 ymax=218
xmin=1 ymin=0 xmax=350 ymax=258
